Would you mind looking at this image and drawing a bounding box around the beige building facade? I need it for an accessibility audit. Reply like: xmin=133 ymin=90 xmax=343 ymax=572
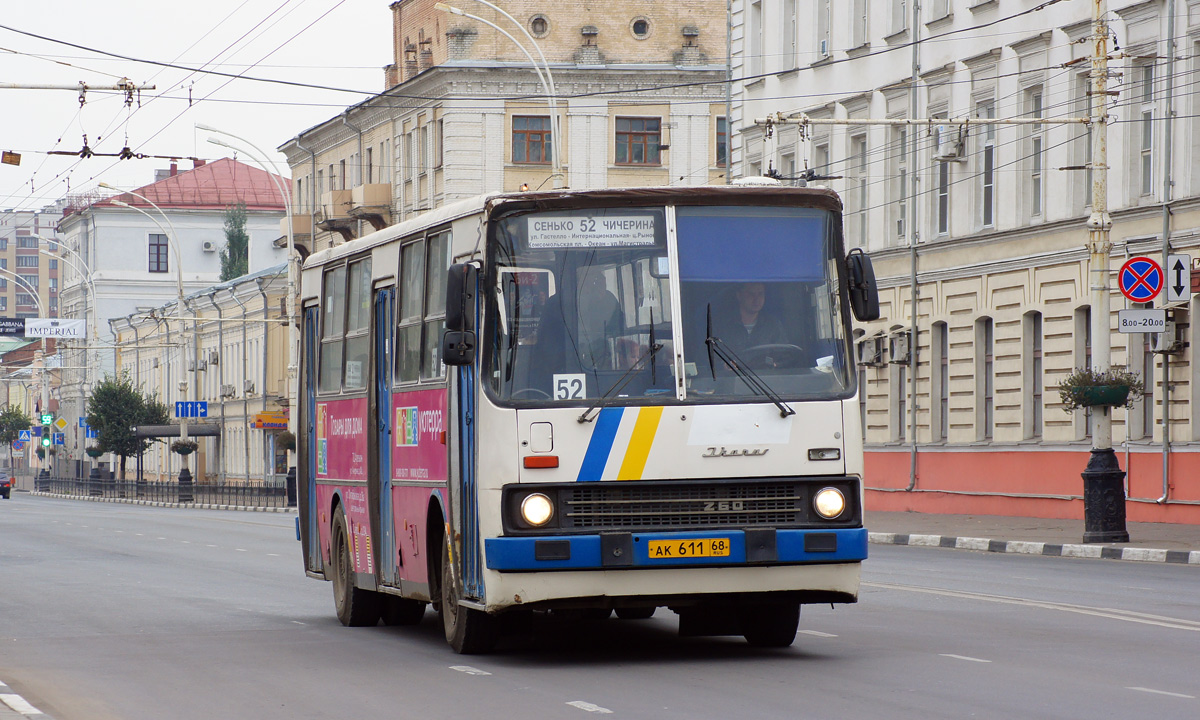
xmin=279 ymin=0 xmax=729 ymax=255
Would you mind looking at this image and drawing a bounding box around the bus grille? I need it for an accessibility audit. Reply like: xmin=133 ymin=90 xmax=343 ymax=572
xmin=562 ymin=481 xmax=811 ymax=531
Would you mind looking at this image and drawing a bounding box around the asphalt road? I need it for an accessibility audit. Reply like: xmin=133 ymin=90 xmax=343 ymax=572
xmin=1 ymin=495 xmax=1197 ymax=719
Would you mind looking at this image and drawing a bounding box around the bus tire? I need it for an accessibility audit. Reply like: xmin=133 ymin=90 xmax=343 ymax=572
xmin=439 ymin=538 xmax=498 ymax=654
xmin=381 ymin=595 xmax=427 ymax=626
xmin=739 ymin=601 xmax=799 ymax=648
xmin=331 ymin=505 xmax=381 ymax=627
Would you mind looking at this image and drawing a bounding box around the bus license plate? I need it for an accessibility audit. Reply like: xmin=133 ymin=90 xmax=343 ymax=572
xmin=647 ymin=538 xmax=731 ymax=559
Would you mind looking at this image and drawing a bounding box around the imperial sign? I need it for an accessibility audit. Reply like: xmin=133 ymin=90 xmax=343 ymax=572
xmin=24 ymin=318 xmax=86 ymax=339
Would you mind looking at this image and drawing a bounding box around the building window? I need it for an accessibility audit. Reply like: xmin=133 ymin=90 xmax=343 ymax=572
xmin=977 ymin=316 xmax=994 ymax=440
xmin=16 ymin=255 xmax=38 ymax=267
xmin=530 ymin=15 xmax=549 ymax=38
xmin=1075 ymin=306 xmax=1092 ymax=439
xmin=978 ymin=101 xmax=996 ymax=228
xmin=16 ymin=293 xmax=34 ymax=307
xmin=49 ymin=259 xmax=57 ymax=270
xmin=1025 ymin=311 xmax=1043 ymax=438
xmin=937 ymin=158 xmax=950 ymax=235
xmin=1076 ymin=74 xmax=1093 ymax=208
xmin=816 ymin=0 xmax=831 ymax=58
xmin=748 ymin=2 xmax=763 ymax=76
xmin=1138 ymin=64 xmax=1154 ymax=196
xmin=930 ymin=0 xmax=949 ymax=21
xmin=891 ymin=0 xmax=907 ymax=35
xmin=849 ymin=133 xmax=867 ymax=247
xmin=18 ymin=274 xmax=37 ymax=289
xmin=895 ymin=361 xmax=907 ymax=442
xmin=149 ymin=234 xmax=169 ymax=273
xmin=1141 ymin=332 xmax=1155 ymax=439
xmin=934 ymin=321 xmax=949 ymax=441
xmin=630 ymin=17 xmax=651 ymax=39
xmin=1028 ymin=91 xmax=1044 ymax=217
xmin=615 ymin=117 xmax=661 ymax=165
xmin=0 ymin=297 xmax=6 ymax=311
xmin=17 ymin=236 xmax=37 ymax=249
xmin=851 ymin=0 xmax=868 ymax=48
xmin=419 ymin=123 xmax=429 ymax=175
xmin=894 ymin=126 xmax=908 ymax=240
xmin=433 ymin=120 xmax=443 ymax=169
xmin=783 ymin=0 xmax=799 ymax=70
xmin=512 ymin=116 xmax=553 ymax=164
xmin=716 ymin=116 xmax=728 ymax=168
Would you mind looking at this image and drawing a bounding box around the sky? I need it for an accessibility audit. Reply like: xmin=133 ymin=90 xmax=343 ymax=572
xmin=0 ymin=0 xmax=394 ymax=214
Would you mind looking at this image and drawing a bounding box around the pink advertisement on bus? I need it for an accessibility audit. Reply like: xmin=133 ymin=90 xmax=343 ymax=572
xmin=391 ymin=388 xmax=449 ymax=482
xmin=315 ymin=397 xmax=369 ymax=481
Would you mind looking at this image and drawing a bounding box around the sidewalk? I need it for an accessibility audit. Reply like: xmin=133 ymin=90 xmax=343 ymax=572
xmin=866 ymin=511 xmax=1200 ymax=565
xmin=0 ymin=682 xmax=51 ymax=719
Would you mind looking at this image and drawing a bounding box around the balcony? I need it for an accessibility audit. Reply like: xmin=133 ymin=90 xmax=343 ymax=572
xmin=349 ymin=184 xmax=393 ymax=231
xmin=275 ymin=215 xmax=313 ymax=258
xmin=316 ymin=190 xmax=356 ymax=242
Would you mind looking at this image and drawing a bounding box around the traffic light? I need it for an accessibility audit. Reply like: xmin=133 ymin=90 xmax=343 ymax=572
xmin=41 ymin=436 xmax=50 ymax=447
xmin=40 ymin=413 xmax=54 ymax=425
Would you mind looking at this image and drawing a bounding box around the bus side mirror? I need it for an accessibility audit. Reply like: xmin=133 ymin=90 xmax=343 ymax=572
xmin=443 ymin=263 xmax=478 ymax=366
xmin=846 ymin=249 xmax=880 ymax=322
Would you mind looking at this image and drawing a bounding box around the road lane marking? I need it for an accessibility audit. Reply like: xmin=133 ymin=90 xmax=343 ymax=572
xmin=865 ymin=581 xmax=1200 ymax=632
xmin=449 ymin=665 xmax=491 ymax=676
xmin=0 ymin=692 xmax=41 ymax=715
xmin=1127 ymin=687 xmax=1194 ymax=699
xmin=940 ymin=654 xmax=991 ymax=663
xmin=236 ymin=548 xmax=248 ymax=552
xmin=797 ymin=630 xmax=838 ymax=638
xmin=567 ymin=701 xmax=614 ymax=714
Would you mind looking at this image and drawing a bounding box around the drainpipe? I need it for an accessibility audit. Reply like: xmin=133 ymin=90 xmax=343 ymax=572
xmin=342 ymin=111 xmax=365 ymax=237
xmin=229 ymin=285 xmax=251 ymax=482
xmin=256 ymin=277 xmax=272 ymax=480
xmin=1158 ymin=0 xmax=1177 ymax=504
xmin=206 ymin=291 xmax=227 ymax=483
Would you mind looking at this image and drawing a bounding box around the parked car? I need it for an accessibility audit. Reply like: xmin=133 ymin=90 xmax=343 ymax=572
xmin=0 ymin=469 xmax=11 ymax=499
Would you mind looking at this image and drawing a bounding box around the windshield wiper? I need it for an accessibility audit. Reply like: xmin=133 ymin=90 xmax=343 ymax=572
xmin=705 ymin=305 xmax=795 ymax=418
xmin=578 ymin=342 xmax=664 ymax=423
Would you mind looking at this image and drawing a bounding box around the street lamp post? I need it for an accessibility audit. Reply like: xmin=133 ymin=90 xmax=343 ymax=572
xmin=98 ymin=184 xmax=192 ymax=495
xmin=435 ymin=1 xmax=564 ymax=188
xmin=195 ymin=125 xmax=299 ymax=491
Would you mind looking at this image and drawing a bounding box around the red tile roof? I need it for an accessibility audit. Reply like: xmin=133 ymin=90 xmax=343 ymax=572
xmin=97 ymin=157 xmax=290 ymax=211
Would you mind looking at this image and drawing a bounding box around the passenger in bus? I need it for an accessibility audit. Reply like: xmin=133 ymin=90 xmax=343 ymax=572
xmin=576 ymin=272 xmax=623 ymax=369
xmin=709 ymin=282 xmax=787 ymax=352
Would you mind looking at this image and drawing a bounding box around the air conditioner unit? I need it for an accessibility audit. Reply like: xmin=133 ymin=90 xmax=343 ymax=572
xmin=243 ymin=380 xmax=255 ymax=395
xmin=220 ymin=384 xmax=236 ymax=398
xmin=889 ymin=331 xmax=911 ymax=364
xmin=857 ymin=335 xmax=884 ymax=367
xmin=201 ymin=240 xmax=218 ymax=252
xmin=1152 ymin=321 xmax=1183 ymax=354
xmin=933 ymin=124 xmax=964 ymax=161
xmin=196 ymin=360 xmax=207 ymax=372
xmin=209 ymin=350 xmax=220 ymax=365
xmin=152 ymin=358 xmax=159 ymax=368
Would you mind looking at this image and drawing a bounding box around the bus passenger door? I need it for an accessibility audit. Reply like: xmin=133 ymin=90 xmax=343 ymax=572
xmin=374 ymin=287 xmax=398 ymax=585
xmin=302 ymin=305 xmax=322 ymax=573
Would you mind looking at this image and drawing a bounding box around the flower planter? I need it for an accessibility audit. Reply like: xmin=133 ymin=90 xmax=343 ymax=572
xmin=1074 ymin=385 xmax=1130 ymax=408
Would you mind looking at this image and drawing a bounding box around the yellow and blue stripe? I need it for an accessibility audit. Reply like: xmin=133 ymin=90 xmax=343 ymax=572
xmin=576 ymin=407 xmax=664 ymax=482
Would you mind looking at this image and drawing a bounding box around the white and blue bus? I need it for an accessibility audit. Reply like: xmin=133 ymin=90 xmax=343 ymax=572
xmin=298 ymin=184 xmax=880 ymax=653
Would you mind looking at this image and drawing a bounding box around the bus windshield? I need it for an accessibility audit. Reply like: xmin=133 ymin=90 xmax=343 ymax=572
xmin=486 ymin=204 xmax=852 ymax=405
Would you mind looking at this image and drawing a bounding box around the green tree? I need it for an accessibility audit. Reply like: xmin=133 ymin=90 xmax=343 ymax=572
xmin=0 ymin=405 xmax=32 ymax=466
xmin=86 ymin=372 xmax=171 ymax=480
xmin=220 ymin=201 xmax=249 ymax=281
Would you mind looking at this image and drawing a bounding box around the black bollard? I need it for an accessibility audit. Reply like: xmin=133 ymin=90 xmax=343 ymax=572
xmin=286 ymin=466 xmax=297 ymax=507
xmin=1081 ymin=448 xmax=1129 ymax=543
xmin=89 ymin=467 xmax=103 ymax=496
xmin=178 ymin=467 xmax=194 ymax=503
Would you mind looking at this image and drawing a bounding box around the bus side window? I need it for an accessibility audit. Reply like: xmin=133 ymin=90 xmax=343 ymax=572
xmin=421 ymin=231 xmax=450 ymax=380
xmin=343 ymin=258 xmax=372 ymax=390
xmin=319 ymin=265 xmax=347 ymax=393
xmin=396 ymin=239 xmax=425 ymax=383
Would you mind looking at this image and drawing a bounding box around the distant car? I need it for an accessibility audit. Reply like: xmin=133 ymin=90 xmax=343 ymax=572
xmin=0 ymin=469 xmax=10 ymax=499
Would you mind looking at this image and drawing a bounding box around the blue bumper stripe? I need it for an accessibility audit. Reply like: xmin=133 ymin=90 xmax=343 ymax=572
xmin=485 ymin=528 xmax=868 ymax=571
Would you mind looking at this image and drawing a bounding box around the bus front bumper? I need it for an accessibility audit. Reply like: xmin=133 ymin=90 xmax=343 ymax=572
xmin=484 ymin=527 xmax=867 ymax=572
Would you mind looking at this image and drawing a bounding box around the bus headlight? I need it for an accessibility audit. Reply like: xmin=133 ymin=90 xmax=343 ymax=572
xmin=520 ymin=493 xmax=554 ymax=527
xmin=813 ymin=487 xmax=846 ymax=519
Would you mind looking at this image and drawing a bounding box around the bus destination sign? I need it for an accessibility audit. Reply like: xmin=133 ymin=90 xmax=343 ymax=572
xmin=527 ymin=214 xmax=657 ymax=248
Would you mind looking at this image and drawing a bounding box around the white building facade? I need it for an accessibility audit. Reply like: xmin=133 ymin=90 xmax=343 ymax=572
xmin=733 ymin=0 xmax=1200 ymax=523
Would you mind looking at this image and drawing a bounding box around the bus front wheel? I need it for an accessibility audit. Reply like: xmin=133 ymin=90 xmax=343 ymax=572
xmin=331 ymin=505 xmax=381 ymax=627
xmin=439 ymin=537 xmax=498 ymax=654
xmin=739 ymin=601 xmax=800 ymax=647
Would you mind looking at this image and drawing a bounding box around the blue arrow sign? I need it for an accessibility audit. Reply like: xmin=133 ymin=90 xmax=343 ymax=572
xmin=79 ymin=417 xmax=88 ymax=428
xmin=197 ymin=401 xmax=208 ymax=418
xmin=87 ymin=429 xmax=98 ymax=439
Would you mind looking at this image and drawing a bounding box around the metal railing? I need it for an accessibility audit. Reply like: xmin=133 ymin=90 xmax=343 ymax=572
xmin=34 ymin=474 xmax=296 ymax=509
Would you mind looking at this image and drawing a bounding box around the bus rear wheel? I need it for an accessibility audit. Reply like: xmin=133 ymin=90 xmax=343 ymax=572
xmin=439 ymin=537 xmax=498 ymax=654
xmin=739 ymin=601 xmax=799 ymax=648
xmin=331 ymin=505 xmax=381 ymax=627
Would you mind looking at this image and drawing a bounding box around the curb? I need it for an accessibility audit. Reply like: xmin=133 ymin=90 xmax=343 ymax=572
xmin=0 ymin=681 xmax=52 ymax=719
xmin=869 ymin=532 xmax=1200 ymax=565
xmin=29 ymin=491 xmax=296 ymax=514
